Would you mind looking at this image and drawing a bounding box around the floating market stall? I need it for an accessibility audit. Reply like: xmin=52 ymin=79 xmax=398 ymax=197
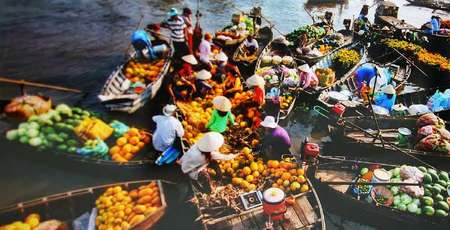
xmin=285 ymin=25 xmax=328 ymax=60
xmin=309 ymin=157 xmax=450 ymax=230
xmin=213 ymin=12 xmax=256 ymax=53
xmin=0 ymin=180 xmax=166 ymax=230
xmin=332 ymin=113 xmax=450 ymax=170
xmin=3 ymin=96 xmax=154 ymax=167
xmin=98 ymin=39 xmax=172 ymax=113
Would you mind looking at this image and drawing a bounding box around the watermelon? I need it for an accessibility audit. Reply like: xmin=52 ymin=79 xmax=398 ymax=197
xmin=423 ymin=173 xmax=433 ymax=184
xmin=423 ymin=206 xmax=435 ymax=216
xmin=422 ymin=196 xmax=434 ymax=206
xmin=435 ymin=209 xmax=448 ymax=217
xmin=418 ymin=166 xmax=427 ymax=173
xmin=437 ymin=201 xmax=449 ymax=212
xmin=439 ymin=171 xmax=449 ymax=181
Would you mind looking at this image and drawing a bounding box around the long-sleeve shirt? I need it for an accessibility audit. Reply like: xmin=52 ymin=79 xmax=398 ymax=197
xmin=152 ymin=115 xmax=184 ymax=152
xmin=180 ymin=144 xmax=236 ymax=179
xmin=206 ymin=110 xmax=235 ymax=133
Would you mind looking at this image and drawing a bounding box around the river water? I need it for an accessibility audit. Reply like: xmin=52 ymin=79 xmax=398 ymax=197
xmin=0 ymin=0 xmax=448 ymax=229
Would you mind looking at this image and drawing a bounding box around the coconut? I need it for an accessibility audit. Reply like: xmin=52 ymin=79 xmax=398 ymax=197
xmin=272 ymin=55 xmax=282 ymax=65
xmin=262 ymin=55 xmax=272 ymax=64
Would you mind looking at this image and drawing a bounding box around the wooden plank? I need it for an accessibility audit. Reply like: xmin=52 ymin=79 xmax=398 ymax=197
xmin=286 ymin=206 xmax=303 ymax=229
xmin=250 ymin=210 xmax=266 ymax=230
xmin=296 ymin=196 xmax=317 ymax=225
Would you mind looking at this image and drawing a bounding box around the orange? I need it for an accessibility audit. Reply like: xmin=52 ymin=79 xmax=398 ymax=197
xmin=231 ymin=177 xmax=243 ymax=186
xmin=110 ymin=146 xmax=120 ymax=155
xmin=250 ymin=162 xmax=259 ymax=171
xmin=289 ymin=169 xmax=297 ymax=175
xmin=290 ymin=182 xmax=301 ymax=192
xmin=300 ymin=184 xmax=309 ymax=193
xmin=252 ymin=171 xmax=260 ymax=178
xmin=128 ymin=128 xmax=140 ymax=137
xmin=239 ymin=121 xmax=247 ymax=128
xmin=297 ymin=168 xmax=305 ymax=176
xmin=245 ymin=175 xmax=254 ymax=183
xmin=242 ymin=167 xmax=252 ymax=176
xmin=122 ymin=144 xmax=133 ymax=153
xmin=129 ymin=136 xmax=140 ymax=145
xmin=124 ymin=153 xmax=133 ymax=160
xmin=130 ymin=146 xmax=140 ymax=154
xmin=137 ymin=142 xmax=145 ymax=148
xmin=116 ymin=137 xmax=127 ymax=146
xmin=281 ymin=172 xmax=291 ymax=181
xmin=297 ymin=175 xmax=306 ymax=184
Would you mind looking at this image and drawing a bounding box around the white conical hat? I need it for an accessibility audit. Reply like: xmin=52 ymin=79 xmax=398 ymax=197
xmin=298 ymin=64 xmax=311 ymax=73
xmin=195 ymin=70 xmax=212 ymax=80
xmin=162 ymin=104 xmax=177 ymax=116
xmin=197 ymin=132 xmax=224 ymax=152
xmin=212 ymin=96 xmax=232 ymax=112
xmin=246 ymin=74 xmax=265 ymax=87
xmin=182 ymin=54 xmax=198 ymax=65
xmin=216 ymin=52 xmax=228 ymax=62
xmin=260 ymin=116 xmax=277 ymax=128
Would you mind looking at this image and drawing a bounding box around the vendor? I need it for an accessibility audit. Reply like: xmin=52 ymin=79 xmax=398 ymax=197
xmin=246 ymin=74 xmax=266 ymax=107
xmin=152 ymin=104 xmax=184 ymax=152
xmin=298 ymin=64 xmax=318 ymax=89
xmin=131 ymin=30 xmax=156 ymax=60
xmin=374 ymin=84 xmax=397 ymax=112
xmin=223 ymin=69 xmax=243 ymax=97
xmin=179 ymin=132 xmax=238 ymax=192
xmin=260 ymin=116 xmax=291 ymax=160
xmin=429 ymin=16 xmax=441 ymax=35
xmin=194 ymin=69 xmax=213 ymax=97
xmin=206 ymin=96 xmax=235 ymax=133
xmin=295 ymin=32 xmax=309 ymax=54
xmin=167 ymin=54 xmax=198 ymax=101
xmin=161 ymin=8 xmax=189 ymax=60
xmin=197 ymin=32 xmax=213 ymax=69
xmin=354 ymin=63 xmax=377 ymax=90
xmin=243 ymin=35 xmax=259 ymax=56
xmin=146 ymin=24 xmax=169 ymax=45
xmin=213 ymin=53 xmax=241 ymax=83
xmin=317 ymin=11 xmax=334 ymax=33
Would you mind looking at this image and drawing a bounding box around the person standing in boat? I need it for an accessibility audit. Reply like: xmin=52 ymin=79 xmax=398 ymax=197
xmin=179 ymin=132 xmax=237 ymax=192
xmin=374 ymin=84 xmax=397 ymax=112
xmin=197 ymin=32 xmax=213 ymax=69
xmin=181 ymin=7 xmax=194 ymax=53
xmin=260 ymin=116 xmax=292 ymax=160
xmin=428 ymin=16 xmax=441 ymax=35
xmin=130 ymin=30 xmax=156 ymax=60
xmin=161 ymin=8 xmax=189 ymax=61
xmin=152 ymin=104 xmax=184 ymax=153
xmin=206 ymin=96 xmax=235 ymax=133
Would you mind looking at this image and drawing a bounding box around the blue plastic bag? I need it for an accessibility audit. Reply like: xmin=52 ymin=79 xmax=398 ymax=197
xmin=156 ymin=146 xmax=181 ymax=166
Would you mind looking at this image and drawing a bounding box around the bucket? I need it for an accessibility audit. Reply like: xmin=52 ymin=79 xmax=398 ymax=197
xmin=262 ymin=188 xmax=286 ymax=221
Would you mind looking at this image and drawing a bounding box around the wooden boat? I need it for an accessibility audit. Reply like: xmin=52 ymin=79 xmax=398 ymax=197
xmin=0 ymin=180 xmax=167 ymax=229
xmin=317 ymin=61 xmax=415 ymax=117
xmin=332 ymin=115 xmax=450 ymax=168
xmin=195 ymin=179 xmax=326 ymax=230
xmin=98 ymin=40 xmax=172 ymax=113
xmin=232 ymin=26 xmax=273 ymax=76
xmin=374 ymin=1 xmax=417 ymax=31
xmin=406 ymin=0 xmax=450 ymax=12
xmin=294 ymin=33 xmax=353 ymax=65
xmin=308 ymin=42 xmax=367 ymax=94
xmin=308 ymin=157 xmax=450 ymax=230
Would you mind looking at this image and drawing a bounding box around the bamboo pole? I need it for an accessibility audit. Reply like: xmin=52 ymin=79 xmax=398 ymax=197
xmin=0 ymin=77 xmax=82 ymax=93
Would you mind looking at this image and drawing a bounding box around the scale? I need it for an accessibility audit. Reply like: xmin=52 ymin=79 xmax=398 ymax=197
xmin=239 ymin=190 xmax=263 ymax=210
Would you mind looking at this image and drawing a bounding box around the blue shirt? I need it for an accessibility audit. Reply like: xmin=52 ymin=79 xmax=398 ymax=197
xmin=431 ymin=18 xmax=440 ymax=34
xmin=131 ymin=30 xmax=155 ymax=59
xmin=355 ymin=64 xmax=376 ymax=89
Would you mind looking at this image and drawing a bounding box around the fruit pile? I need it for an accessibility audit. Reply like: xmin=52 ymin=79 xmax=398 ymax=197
xmin=0 ymin=213 xmax=55 ymax=230
xmin=333 ymin=48 xmax=361 ymax=70
xmin=318 ymin=44 xmax=332 ymax=54
xmin=286 ymin=25 xmax=326 ymax=42
xmin=280 ymin=95 xmax=294 ymax=109
xmin=177 ymin=99 xmax=213 ymax=145
xmin=359 ymin=165 xmax=449 ymax=217
xmin=124 ymin=59 xmax=165 ymax=84
xmin=230 ymin=91 xmax=253 ymax=108
xmin=95 ymin=182 xmax=162 ymax=230
xmin=211 ymin=147 xmax=309 ymax=194
xmin=315 ymin=68 xmax=336 ymax=87
xmin=109 ymin=128 xmax=150 ymax=163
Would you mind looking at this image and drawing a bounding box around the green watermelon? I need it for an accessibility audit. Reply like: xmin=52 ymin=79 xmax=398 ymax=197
xmin=435 ymin=209 xmax=448 ymax=217
xmin=437 ymin=201 xmax=449 ymax=212
xmin=422 ymin=206 xmax=435 ymax=216
xmin=423 ymin=173 xmax=433 ymax=184
xmin=422 ymin=196 xmax=434 ymax=206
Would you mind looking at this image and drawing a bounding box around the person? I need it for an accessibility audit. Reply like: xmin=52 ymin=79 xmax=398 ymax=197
xmin=167 ymin=54 xmax=198 ymax=101
xmin=354 ymin=63 xmax=377 ymax=90
xmin=260 ymin=116 xmax=291 ymax=160
xmin=179 ymin=132 xmax=237 ymax=192
xmin=243 ymin=35 xmax=259 ymax=56
xmin=317 ymin=11 xmax=334 ymax=33
xmin=161 ymin=8 xmax=189 ymax=60
xmin=213 ymin=53 xmax=241 ymax=83
xmin=206 ymin=96 xmax=235 ymax=133
xmin=197 ymin=32 xmax=213 ymax=68
xmin=374 ymin=84 xmax=397 ymax=112
xmin=181 ymin=7 xmax=194 ymax=53
xmin=152 ymin=104 xmax=184 ymax=152
xmin=246 ymin=74 xmax=265 ymax=107
xmin=295 ymin=31 xmax=309 ymax=55
xmin=338 ymin=19 xmax=352 ymax=37
xmin=429 ymin=16 xmax=441 ymax=35
xmin=194 ymin=69 xmax=213 ymax=97
xmin=131 ymin=30 xmax=156 ymax=60
xmin=222 ymin=68 xmax=243 ymax=97
xmin=297 ymin=64 xmax=318 ymax=89
xmin=146 ymin=23 xmax=169 ymax=45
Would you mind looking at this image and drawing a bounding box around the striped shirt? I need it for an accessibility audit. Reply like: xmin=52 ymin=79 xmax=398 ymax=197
xmin=165 ymin=17 xmax=186 ymax=42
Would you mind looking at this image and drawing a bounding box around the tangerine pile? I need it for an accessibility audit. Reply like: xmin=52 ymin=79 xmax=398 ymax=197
xmin=95 ymin=182 xmax=162 ymax=230
xmin=109 ymin=128 xmax=150 ymax=162
xmin=124 ymin=59 xmax=165 ymax=84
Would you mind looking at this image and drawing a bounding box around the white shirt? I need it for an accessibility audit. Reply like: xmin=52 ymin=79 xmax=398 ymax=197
xmin=152 ymin=115 xmax=184 ymax=152
xmin=243 ymin=38 xmax=259 ymax=50
xmin=198 ymin=39 xmax=212 ymax=63
xmin=180 ymin=144 xmax=236 ymax=180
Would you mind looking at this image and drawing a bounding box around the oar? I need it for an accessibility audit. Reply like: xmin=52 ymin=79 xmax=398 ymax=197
xmin=389 ymin=47 xmax=431 ymax=79
xmin=319 ymin=180 xmax=422 ymax=187
xmin=0 ymin=76 xmax=82 ymax=93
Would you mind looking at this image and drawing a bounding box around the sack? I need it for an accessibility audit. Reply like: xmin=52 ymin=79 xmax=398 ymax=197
xmin=416 ymin=113 xmax=445 ymax=129
xmin=399 ymin=165 xmax=424 ymax=182
xmin=400 ymin=178 xmax=424 ymax=197
xmin=74 ymin=117 xmax=114 ymax=141
xmin=408 ymin=104 xmax=430 ymax=116
xmin=415 ymin=133 xmax=450 ymax=154
xmin=427 ymin=90 xmax=449 ymax=112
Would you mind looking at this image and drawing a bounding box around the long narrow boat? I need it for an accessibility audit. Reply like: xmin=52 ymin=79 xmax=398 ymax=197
xmin=295 ymin=33 xmax=353 ymax=65
xmin=0 ymin=180 xmax=167 ymax=229
xmin=232 ymin=26 xmax=273 ymax=76
xmin=195 ymin=179 xmax=326 ymax=230
xmin=308 ymin=157 xmax=450 ymax=230
xmin=98 ymin=40 xmax=172 ymax=113
xmin=406 ymin=0 xmax=450 ymax=12
xmin=317 ymin=61 xmax=415 ymax=117
xmin=332 ymin=116 xmax=450 ymax=169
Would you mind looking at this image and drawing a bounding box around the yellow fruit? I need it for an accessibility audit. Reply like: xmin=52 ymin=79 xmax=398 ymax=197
xmin=110 ymin=146 xmax=120 ymax=155
xmin=242 ymin=147 xmax=251 ymax=155
xmin=297 ymin=175 xmax=306 ymax=184
xmin=128 ymin=128 xmax=140 ymax=137
xmin=242 ymin=167 xmax=252 ymax=176
xmin=122 ymin=144 xmax=133 ymax=153
xmin=300 ymin=184 xmax=309 ymax=193
xmin=25 ymin=214 xmax=40 ymax=228
xmin=283 ymin=180 xmax=290 ymax=187
xmin=281 ymin=172 xmax=291 ymax=181
xmin=252 ymin=171 xmax=260 ymax=178
xmin=129 ymin=136 xmax=140 ymax=145
xmin=290 ymin=182 xmax=301 ymax=191
xmin=297 ymin=168 xmax=305 ymax=176
xmin=250 ymin=162 xmax=259 ymax=171
xmin=245 ymin=175 xmax=254 ymax=183
xmin=232 ymin=177 xmax=243 ymax=186
xmin=248 ymin=184 xmax=257 ymax=191
xmin=116 ymin=137 xmax=127 ymax=146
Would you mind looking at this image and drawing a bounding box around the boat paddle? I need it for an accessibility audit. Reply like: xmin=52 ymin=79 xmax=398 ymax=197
xmin=319 ymin=180 xmax=422 ymax=187
xmin=0 ymin=76 xmax=82 ymax=93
